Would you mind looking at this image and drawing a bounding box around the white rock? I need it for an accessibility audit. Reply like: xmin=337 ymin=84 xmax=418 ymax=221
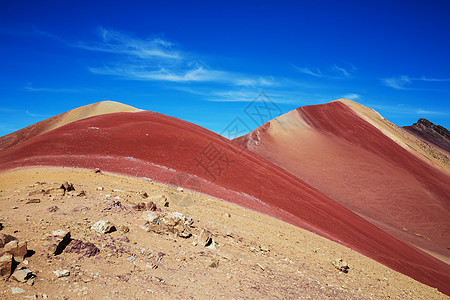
xmin=10 ymin=287 xmax=25 ymax=294
xmin=91 ymin=220 xmax=114 ymax=234
xmin=53 ymin=269 xmax=70 ymax=278
xmin=97 ymin=187 xmax=104 ymax=191
xmin=141 ymin=211 xmax=159 ymax=223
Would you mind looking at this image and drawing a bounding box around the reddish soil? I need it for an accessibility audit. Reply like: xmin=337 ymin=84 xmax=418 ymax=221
xmin=1 ymin=111 xmax=450 ymax=295
xmin=0 ymin=101 xmax=139 ymax=152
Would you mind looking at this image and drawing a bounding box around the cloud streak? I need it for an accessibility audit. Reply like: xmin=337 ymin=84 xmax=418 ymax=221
xmin=381 ymin=75 xmax=450 ymax=90
xmin=292 ymin=64 xmax=356 ymax=79
xmin=76 ymin=27 xmax=277 ymax=88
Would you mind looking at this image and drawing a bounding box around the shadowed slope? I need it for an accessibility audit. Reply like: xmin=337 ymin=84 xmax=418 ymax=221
xmin=404 ymin=118 xmax=450 ymax=154
xmin=0 ymin=101 xmax=141 ymax=151
xmin=235 ymin=101 xmax=450 ymax=265
xmin=0 ymin=110 xmax=449 ymax=295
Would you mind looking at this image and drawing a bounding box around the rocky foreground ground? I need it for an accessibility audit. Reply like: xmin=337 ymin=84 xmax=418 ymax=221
xmin=0 ymin=167 xmax=447 ymax=299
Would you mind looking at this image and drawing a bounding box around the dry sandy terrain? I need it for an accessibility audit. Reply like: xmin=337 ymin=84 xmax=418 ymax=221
xmin=0 ymin=167 xmax=447 ymax=299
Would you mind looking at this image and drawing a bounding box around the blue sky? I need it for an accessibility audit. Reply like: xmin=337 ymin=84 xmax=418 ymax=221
xmin=1 ymin=0 xmax=449 ymax=137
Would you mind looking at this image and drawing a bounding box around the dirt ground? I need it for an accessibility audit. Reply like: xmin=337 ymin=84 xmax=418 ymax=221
xmin=0 ymin=167 xmax=447 ymax=299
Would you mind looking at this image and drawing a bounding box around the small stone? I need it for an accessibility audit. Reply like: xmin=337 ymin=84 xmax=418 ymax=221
xmin=209 ymin=259 xmax=219 ymax=268
xmin=45 ymin=230 xmax=71 ymax=255
xmin=127 ymin=256 xmax=136 ymax=262
xmin=53 ymin=269 xmax=70 ymax=278
xmin=26 ymin=199 xmax=40 ymax=204
xmin=47 ymin=206 xmax=59 ymax=212
xmin=146 ymin=201 xmax=157 ymax=211
xmin=10 ymin=287 xmax=25 ymax=294
xmin=198 ymin=230 xmax=212 ymax=247
xmin=97 ymin=187 xmax=104 ymax=191
xmin=91 ymin=220 xmax=116 ymax=234
xmin=12 ymin=268 xmax=34 ymax=282
xmin=176 ymin=187 xmax=184 ymax=192
xmin=332 ymin=258 xmax=349 ymax=273
xmin=141 ymin=211 xmax=159 ymax=223
xmin=42 ymin=293 xmax=49 ymax=299
xmin=60 ymin=182 xmax=75 ymax=195
xmin=65 ymin=239 xmax=100 ymax=257
xmin=118 ymin=236 xmax=130 ymax=243
xmin=118 ymin=225 xmax=130 ymax=233
xmin=132 ymin=202 xmax=147 ymax=211
xmin=259 ymin=244 xmax=270 ymax=252
xmin=0 ymin=253 xmax=12 ymax=277
xmin=73 ymin=206 xmax=90 ymax=212
xmin=3 ymin=240 xmax=27 ymax=262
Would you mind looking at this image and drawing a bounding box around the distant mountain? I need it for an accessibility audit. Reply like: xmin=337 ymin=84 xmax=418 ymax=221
xmin=0 ymin=101 xmax=141 ymax=151
xmin=404 ymin=118 xmax=450 ymax=153
xmin=234 ymin=99 xmax=450 ymax=266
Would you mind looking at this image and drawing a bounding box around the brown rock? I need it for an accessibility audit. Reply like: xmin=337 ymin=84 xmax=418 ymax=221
xmin=60 ymin=182 xmax=75 ymax=195
xmin=209 ymin=258 xmax=219 ymax=268
xmin=147 ymin=201 xmax=157 ymax=211
xmin=65 ymin=239 xmax=100 ymax=257
xmin=0 ymin=253 xmax=12 ymax=277
xmin=4 ymin=241 xmax=28 ymax=262
xmin=47 ymin=206 xmax=59 ymax=212
xmin=0 ymin=233 xmax=17 ymax=248
xmin=12 ymin=268 xmax=34 ymax=282
xmin=44 ymin=230 xmax=71 ymax=255
xmin=26 ymin=199 xmax=40 ymax=204
xmin=132 ymin=202 xmax=147 ymax=211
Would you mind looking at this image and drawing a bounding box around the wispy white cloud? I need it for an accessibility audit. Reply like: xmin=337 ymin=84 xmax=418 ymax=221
xmin=416 ymin=109 xmax=450 ymax=116
xmin=367 ymin=103 xmax=450 ymax=117
xmin=381 ymin=75 xmax=450 ymax=90
xmin=74 ymin=27 xmax=179 ymax=59
xmin=292 ymin=63 xmax=356 ymax=79
xmin=332 ymin=64 xmax=351 ymax=78
xmin=23 ymin=85 xmax=92 ymax=93
xmin=0 ymin=107 xmax=17 ymax=113
xmin=25 ymin=110 xmax=47 ymax=118
xmin=291 ymin=65 xmax=323 ymax=77
xmin=90 ymin=64 xmax=276 ymax=87
xmin=75 ymin=27 xmax=277 ymax=88
xmin=381 ymin=76 xmax=413 ymax=90
xmin=342 ymin=93 xmax=360 ymax=100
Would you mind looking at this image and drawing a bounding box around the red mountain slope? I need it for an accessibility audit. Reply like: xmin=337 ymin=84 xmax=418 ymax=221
xmin=0 ymin=109 xmax=449 ymax=295
xmin=0 ymin=101 xmax=140 ymax=151
xmin=235 ymin=101 xmax=450 ymax=265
